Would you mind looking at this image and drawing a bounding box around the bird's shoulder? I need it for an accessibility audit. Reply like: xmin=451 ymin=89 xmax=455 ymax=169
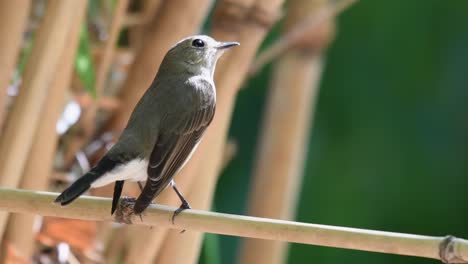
xmin=181 ymin=76 xmax=216 ymax=108
xmin=161 ymin=78 xmax=216 ymax=134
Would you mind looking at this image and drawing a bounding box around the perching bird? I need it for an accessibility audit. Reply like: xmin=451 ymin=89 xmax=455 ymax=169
xmin=54 ymin=35 xmax=239 ymax=216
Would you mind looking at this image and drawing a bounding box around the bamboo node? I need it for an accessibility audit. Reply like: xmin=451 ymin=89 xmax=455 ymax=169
xmin=212 ymin=0 xmax=248 ymax=32
xmin=247 ymin=3 xmax=281 ymax=30
xmin=439 ymin=235 xmax=467 ymax=263
xmin=291 ymin=19 xmax=335 ymax=53
xmin=212 ymin=0 xmax=279 ymax=32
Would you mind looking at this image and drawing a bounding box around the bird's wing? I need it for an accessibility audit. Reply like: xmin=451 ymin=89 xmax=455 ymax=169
xmin=133 ymin=105 xmax=215 ymax=213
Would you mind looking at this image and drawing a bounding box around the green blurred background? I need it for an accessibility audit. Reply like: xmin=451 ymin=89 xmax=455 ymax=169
xmin=202 ymin=0 xmax=468 ymax=263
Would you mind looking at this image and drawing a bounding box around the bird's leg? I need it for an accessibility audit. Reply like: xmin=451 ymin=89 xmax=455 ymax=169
xmin=137 ymin=181 xmax=144 ymax=191
xmin=136 ymin=181 xmax=145 ymax=221
xmin=171 ymin=180 xmax=191 ymax=224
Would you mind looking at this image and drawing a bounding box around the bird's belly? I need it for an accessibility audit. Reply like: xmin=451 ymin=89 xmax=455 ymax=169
xmin=91 ymin=159 xmax=148 ymax=188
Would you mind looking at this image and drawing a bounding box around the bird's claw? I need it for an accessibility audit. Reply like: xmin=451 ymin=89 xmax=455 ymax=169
xmin=172 ymin=200 xmax=191 ymax=233
xmin=114 ymin=196 xmax=137 ymax=224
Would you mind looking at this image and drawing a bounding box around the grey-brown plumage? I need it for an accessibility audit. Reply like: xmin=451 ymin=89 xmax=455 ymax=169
xmin=54 ymin=35 xmax=238 ymax=215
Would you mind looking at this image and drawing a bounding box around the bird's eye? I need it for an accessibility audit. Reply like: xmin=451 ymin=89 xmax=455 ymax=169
xmin=192 ymin=39 xmax=205 ymax=48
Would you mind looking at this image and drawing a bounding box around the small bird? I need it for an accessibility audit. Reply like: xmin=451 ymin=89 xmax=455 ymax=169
xmin=55 ymin=35 xmax=239 ymax=217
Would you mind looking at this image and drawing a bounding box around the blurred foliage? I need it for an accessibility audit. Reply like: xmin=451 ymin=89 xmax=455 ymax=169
xmin=17 ymin=35 xmax=33 ymax=75
xmin=200 ymin=231 xmax=222 ymax=264
xmin=75 ymin=25 xmax=97 ymax=98
xmin=210 ymin=0 xmax=468 ymax=264
xmin=16 ymin=4 xmax=97 ymax=96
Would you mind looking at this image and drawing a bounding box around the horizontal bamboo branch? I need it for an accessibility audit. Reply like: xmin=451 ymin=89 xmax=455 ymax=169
xmin=0 ymin=188 xmax=466 ymax=263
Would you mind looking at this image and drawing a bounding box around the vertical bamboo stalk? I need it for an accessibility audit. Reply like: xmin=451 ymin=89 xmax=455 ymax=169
xmin=122 ymin=1 xmax=214 ymax=262
xmin=95 ymin=0 xmax=129 ymax=98
xmin=0 ymin=1 xmax=30 ymax=134
xmin=76 ymin=0 xmax=130 ymax=258
xmin=63 ymin=0 xmax=129 ymax=168
xmin=238 ymin=1 xmax=335 ymax=264
xmin=154 ymin=164 xmax=223 ymax=264
xmin=2 ymin=1 xmax=88 ymax=259
xmin=154 ymin=0 xmax=285 ymax=263
xmin=0 ymin=0 xmax=81 ymax=240
xmin=126 ymin=0 xmax=163 ymax=53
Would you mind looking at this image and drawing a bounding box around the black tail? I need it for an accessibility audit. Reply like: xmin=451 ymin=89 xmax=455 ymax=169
xmin=54 ymin=171 xmax=100 ymax=205
xmin=54 ymin=156 xmax=118 ymax=206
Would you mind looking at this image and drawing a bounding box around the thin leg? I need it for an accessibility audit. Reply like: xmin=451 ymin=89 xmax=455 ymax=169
xmin=171 ymin=180 xmax=191 ymax=224
xmin=136 ymin=181 xmax=144 ymax=222
xmin=137 ymin=181 xmax=144 ymax=191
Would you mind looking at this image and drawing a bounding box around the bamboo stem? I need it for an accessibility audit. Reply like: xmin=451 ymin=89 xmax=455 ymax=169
xmin=154 ymin=159 xmax=226 ymax=264
xmin=63 ymin=0 xmax=129 ymax=168
xmin=249 ymin=0 xmax=359 ymax=74
xmin=71 ymin=0 xmax=130 ymax=253
xmin=0 ymin=0 xmax=80 ymax=240
xmin=238 ymin=0 xmax=334 ymax=263
xmin=123 ymin=0 xmax=162 ymax=26
xmin=2 ymin=1 xmax=88 ymax=259
xmin=124 ymin=0 xmax=163 ymax=53
xmin=0 ymin=188 xmax=466 ymax=264
xmin=95 ymin=0 xmax=129 ymax=97
xmin=0 ymin=1 xmax=31 ymax=134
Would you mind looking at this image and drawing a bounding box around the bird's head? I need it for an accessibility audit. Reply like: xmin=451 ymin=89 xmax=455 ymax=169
xmin=161 ymin=35 xmax=239 ymax=78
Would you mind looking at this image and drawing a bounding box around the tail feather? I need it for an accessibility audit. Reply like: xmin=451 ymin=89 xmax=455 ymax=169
xmin=54 ymin=156 xmax=119 ymax=206
xmin=54 ymin=171 xmax=99 ymax=205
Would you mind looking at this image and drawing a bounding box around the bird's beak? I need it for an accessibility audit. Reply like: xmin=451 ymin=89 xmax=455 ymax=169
xmin=216 ymin=41 xmax=240 ymax=50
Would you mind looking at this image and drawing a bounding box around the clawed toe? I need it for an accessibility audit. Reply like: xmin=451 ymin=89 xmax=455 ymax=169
xmin=171 ymin=201 xmax=191 ymax=228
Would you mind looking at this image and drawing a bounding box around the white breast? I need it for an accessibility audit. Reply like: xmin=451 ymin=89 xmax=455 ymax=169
xmin=91 ymin=159 xmax=148 ymax=188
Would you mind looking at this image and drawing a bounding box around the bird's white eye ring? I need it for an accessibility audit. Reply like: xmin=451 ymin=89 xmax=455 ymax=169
xmin=192 ymin=39 xmax=205 ymax=48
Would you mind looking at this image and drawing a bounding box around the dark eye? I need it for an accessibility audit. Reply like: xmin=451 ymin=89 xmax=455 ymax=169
xmin=192 ymin=39 xmax=205 ymax=48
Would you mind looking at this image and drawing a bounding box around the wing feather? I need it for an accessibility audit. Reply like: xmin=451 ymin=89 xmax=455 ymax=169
xmin=133 ymin=105 xmax=215 ymax=213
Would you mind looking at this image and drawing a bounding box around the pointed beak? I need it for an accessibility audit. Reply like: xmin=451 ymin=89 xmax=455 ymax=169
xmin=216 ymin=41 xmax=240 ymax=50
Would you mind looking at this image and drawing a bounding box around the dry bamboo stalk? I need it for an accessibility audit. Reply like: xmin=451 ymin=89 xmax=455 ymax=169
xmin=250 ymin=0 xmax=359 ymax=74
xmin=0 ymin=1 xmax=31 ymax=134
xmin=155 ymin=0 xmax=285 ymax=263
xmin=63 ymin=0 xmax=129 ymax=168
xmin=124 ymin=225 xmax=167 ymax=263
xmin=103 ymin=227 xmax=127 ymax=263
xmin=123 ymin=0 xmax=162 ymax=26
xmin=0 ymin=0 xmax=80 ymax=240
xmin=2 ymin=1 xmax=88 ymax=259
xmin=116 ymin=0 xmax=214 ymax=262
xmin=0 ymin=188 xmax=467 ymax=264
xmin=154 ymin=162 xmax=224 ymax=264
xmin=125 ymin=0 xmax=163 ymax=53
xmin=64 ymin=0 xmax=130 ymax=255
xmin=95 ymin=0 xmax=129 ymax=98
xmin=238 ymin=0 xmax=335 ymax=263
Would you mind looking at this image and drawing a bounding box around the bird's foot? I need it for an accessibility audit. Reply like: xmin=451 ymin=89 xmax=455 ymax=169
xmin=172 ymin=200 xmax=191 ymax=224
xmin=170 ymin=180 xmax=191 ymax=228
xmin=172 ymin=200 xmax=191 ymax=233
xmin=114 ymin=196 xmax=142 ymax=224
